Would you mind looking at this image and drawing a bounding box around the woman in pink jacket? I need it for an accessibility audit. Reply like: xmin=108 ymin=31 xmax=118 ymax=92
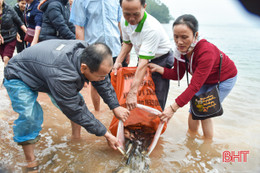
xmin=148 ymin=14 xmax=237 ymax=139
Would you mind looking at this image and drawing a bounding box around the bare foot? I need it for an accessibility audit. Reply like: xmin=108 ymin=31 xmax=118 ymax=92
xmin=202 ymin=136 xmax=213 ymax=143
xmin=187 ymin=129 xmax=201 ymax=138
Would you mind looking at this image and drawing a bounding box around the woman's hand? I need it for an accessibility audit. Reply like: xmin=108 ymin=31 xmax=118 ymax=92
xmin=159 ymin=106 xmax=175 ymax=123
xmin=148 ymin=63 xmax=164 ymax=75
xmin=159 ymin=103 xmax=179 ymax=123
xmin=16 ymin=33 xmax=22 ymax=43
xmin=31 ymin=39 xmax=37 ymax=46
xmin=0 ymin=34 xmax=4 ymax=45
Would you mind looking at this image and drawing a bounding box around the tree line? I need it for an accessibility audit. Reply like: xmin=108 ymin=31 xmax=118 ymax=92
xmin=146 ymin=0 xmax=172 ymax=23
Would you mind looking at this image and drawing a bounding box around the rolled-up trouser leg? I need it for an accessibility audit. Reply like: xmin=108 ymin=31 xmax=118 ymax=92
xmin=151 ymin=50 xmax=174 ymax=110
xmin=4 ymin=79 xmax=43 ymax=145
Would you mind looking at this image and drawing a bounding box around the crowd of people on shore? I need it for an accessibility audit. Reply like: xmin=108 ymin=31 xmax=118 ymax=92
xmin=1 ymin=0 xmax=237 ymax=172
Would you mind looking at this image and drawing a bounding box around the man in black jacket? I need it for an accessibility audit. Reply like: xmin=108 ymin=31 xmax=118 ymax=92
xmin=4 ymin=39 xmax=129 ymax=169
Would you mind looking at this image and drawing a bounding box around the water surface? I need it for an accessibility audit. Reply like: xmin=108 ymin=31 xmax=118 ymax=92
xmin=0 ymin=23 xmax=260 ymax=172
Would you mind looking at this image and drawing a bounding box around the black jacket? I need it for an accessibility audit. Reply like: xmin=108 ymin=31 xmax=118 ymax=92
xmin=14 ymin=3 xmax=25 ymax=40
xmin=1 ymin=3 xmax=23 ymax=43
xmin=4 ymin=39 xmax=119 ymax=136
xmin=39 ymin=0 xmax=75 ymax=41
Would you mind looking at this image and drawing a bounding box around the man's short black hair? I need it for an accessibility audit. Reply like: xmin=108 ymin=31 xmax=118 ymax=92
xmin=120 ymin=0 xmax=146 ymax=7
xmin=80 ymin=43 xmax=112 ymax=73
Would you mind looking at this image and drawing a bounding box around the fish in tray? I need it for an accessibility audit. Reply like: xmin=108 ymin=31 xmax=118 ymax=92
xmin=113 ymin=125 xmax=155 ymax=173
xmin=113 ymin=104 xmax=165 ymax=173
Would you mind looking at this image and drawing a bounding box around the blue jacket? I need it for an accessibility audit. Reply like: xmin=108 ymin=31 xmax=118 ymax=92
xmin=4 ymin=39 xmax=120 ymax=136
xmin=25 ymin=0 xmax=43 ymax=29
xmin=39 ymin=0 xmax=75 ymax=41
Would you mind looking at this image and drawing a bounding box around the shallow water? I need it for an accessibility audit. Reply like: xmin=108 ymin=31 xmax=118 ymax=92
xmin=0 ymin=72 xmax=259 ymax=172
xmin=1 ymin=23 xmax=260 ymax=172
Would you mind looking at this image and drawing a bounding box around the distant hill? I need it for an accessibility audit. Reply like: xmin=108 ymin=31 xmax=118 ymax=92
xmin=146 ymin=0 xmax=173 ymax=23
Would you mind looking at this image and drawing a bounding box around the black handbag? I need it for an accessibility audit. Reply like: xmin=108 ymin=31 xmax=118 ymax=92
xmin=185 ymin=53 xmax=223 ymax=120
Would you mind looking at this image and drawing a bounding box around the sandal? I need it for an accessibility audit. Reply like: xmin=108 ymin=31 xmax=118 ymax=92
xmin=25 ymin=165 xmax=39 ymax=173
xmin=24 ymin=159 xmax=39 ymax=173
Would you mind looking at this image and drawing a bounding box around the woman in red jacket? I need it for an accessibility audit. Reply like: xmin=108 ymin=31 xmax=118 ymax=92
xmin=148 ymin=14 xmax=237 ymax=139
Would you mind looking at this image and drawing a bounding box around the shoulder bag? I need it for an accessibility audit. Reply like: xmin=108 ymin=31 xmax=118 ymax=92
xmin=185 ymin=53 xmax=223 ymax=120
xmin=24 ymin=28 xmax=35 ymax=43
xmin=24 ymin=8 xmax=35 ymax=43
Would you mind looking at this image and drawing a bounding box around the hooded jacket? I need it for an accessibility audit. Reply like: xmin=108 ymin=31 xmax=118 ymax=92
xmin=1 ymin=3 xmax=23 ymax=43
xmin=4 ymin=39 xmax=119 ymax=136
xmin=38 ymin=0 xmax=75 ymax=41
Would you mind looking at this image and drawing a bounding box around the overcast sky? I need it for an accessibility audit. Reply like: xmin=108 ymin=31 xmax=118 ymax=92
xmin=160 ymin=0 xmax=260 ymax=26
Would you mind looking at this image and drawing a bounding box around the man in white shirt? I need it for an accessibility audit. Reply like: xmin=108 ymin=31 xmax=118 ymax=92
xmin=113 ymin=0 xmax=174 ymax=110
xmin=70 ymin=0 xmax=129 ymax=137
